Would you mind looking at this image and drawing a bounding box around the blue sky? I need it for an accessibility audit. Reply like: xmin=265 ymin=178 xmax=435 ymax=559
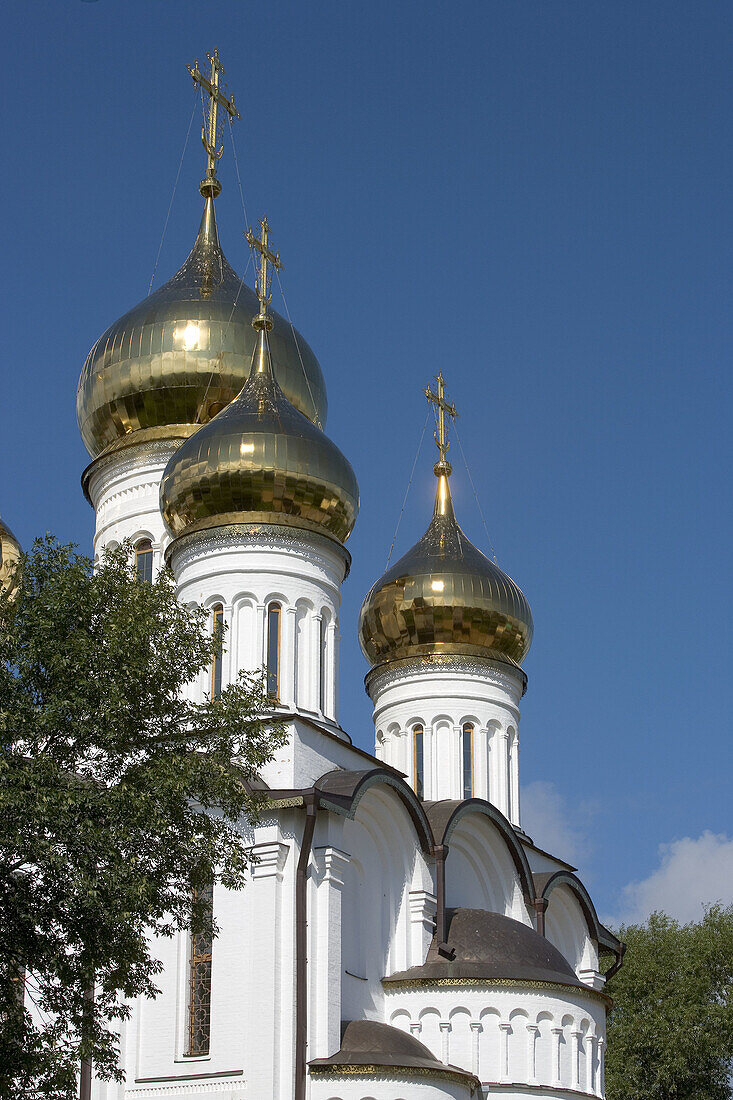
xmin=3 ymin=0 xmax=732 ymax=923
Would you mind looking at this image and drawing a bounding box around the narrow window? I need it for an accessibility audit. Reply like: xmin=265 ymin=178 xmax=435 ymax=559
xmin=187 ymin=883 xmax=213 ymax=1056
xmin=319 ymin=616 xmax=327 ymax=714
xmin=266 ymin=603 xmax=281 ymax=700
xmin=413 ymin=725 xmax=424 ymax=800
xmin=462 ymin=723 xmax=474 ymax=799
xmin=135 ymin=539 xmax=153 ymax=583
xmin=211 ymin=604 xmax=224 ymax=699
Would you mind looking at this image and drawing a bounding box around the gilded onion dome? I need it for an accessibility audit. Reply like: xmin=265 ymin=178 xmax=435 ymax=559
xmin=359 ymin=377 xmax=532 ymax=669
xmin=160 ymin=323 xmax=359 ymax=545
xmin=76 ymin=196 xmax=327 ymax=459
xmin=0 ymin=517 xmax=21 ymax=596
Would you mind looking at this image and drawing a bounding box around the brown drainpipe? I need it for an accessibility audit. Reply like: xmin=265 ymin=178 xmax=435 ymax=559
xmin=433 ymin=845 xmax=454 ymax=959
xmin=295 ymin=792 xmax=318 ymax=1100
xmin=605 ymin=940 xmax=626 ymax=980
xmin=533 ymin=896 xmax=548 ymax=936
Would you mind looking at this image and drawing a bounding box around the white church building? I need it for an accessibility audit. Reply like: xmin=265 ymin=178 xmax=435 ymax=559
xmin=68 ymin=50 xmax=624 ymax=1100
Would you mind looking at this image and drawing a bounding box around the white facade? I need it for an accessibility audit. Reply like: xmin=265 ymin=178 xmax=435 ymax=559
xmin=79 ymin=434 xmax=620 ymax=1100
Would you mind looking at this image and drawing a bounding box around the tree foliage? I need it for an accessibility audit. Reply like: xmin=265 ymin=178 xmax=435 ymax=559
xmin=0 ymin=538 xmax=283 ymax=1098
xmin=606 ymin=905 xmax=733 ymax=1100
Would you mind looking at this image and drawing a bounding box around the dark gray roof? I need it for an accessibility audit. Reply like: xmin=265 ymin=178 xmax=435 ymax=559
xmin=385 ymin=908 xmax=586 ymax=990
xmin=309 ymin=1020 xmax=480 ymax=1091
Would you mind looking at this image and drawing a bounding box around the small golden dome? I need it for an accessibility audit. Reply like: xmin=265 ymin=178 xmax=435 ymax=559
xmin=160 ymin=327 xmax=359 ymax=544
xmin=0 ymin=517 xmax=21 ymax=596
xmin=359 ymin=472 xmax=532 ymax=669
xmin=77 ymin=197 xmax=327 ymax=458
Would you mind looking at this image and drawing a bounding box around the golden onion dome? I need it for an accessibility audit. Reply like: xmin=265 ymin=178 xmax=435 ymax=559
xmin=77 ymin=197 xmax=327 ymax=459
xmin=0 ymin=517 xmax=21 ymax=596
xmin=359 ymin=469 xmax=532 ymax=669
xmin=160 ymin=325 xmax=359 ymax=544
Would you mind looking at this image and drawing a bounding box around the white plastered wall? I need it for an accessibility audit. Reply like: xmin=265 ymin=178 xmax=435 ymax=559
xmin=334 ymin=784 xmax=435 ymax=1034
xmin=444 ymin=813 xmax=532 ymax=926
xmin=386 ymin=984 xmax=606 ymax=1098
xmin=543 ymin=885 xmax=603 ymax=990
xmin=309 ymin=1076 xmax=476 ymax=1099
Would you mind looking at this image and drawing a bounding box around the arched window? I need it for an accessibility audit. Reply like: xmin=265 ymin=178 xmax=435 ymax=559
xmin=211 ymin=604 xmax=224 ymax=699
xmin=266 ymin=603 xmax=281 ymax=700
xmin=319 ymin=615 xmax=327 ymax=714
xmin=413 ymin=725 xmax=424 ymax=800
xmin=462 ymin=723 xmax=474 ymax=799
xmin=134 ymin=539 xmax=153 ymax=583
xmin=187 ymin=882 xmax=213 ymax=1056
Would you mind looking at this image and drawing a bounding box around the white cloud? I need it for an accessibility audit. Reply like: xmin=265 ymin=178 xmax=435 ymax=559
xmin=609 ymin=831 xmax=733 ymax=926
xmin=521 ymin=780 xmax=592 ymax=868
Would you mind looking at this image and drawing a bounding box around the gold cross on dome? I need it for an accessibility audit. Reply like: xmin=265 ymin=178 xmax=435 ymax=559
xmin=246 ymin=216 xmax=283 ymax=330
xmin=425 ymin=373 xmax=457 ymax=470
xmin=187 ymin=49 xmax=241 ymax=195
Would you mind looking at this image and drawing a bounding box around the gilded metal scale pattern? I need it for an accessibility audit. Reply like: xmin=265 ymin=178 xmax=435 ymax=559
xmin=160 ymin=325 xmax=359 ymax=545
xmin=359 ymin=377 xmax=532 ymax=669
xmin=77 ymin=199 xmax=327 ymax=458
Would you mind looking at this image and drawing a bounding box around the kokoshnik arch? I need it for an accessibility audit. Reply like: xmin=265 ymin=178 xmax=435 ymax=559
xmin=12 ymin=47 xmax=625 ymax=1100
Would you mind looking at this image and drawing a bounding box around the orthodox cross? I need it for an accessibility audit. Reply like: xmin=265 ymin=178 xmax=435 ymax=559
xmin=246 ymin=216 xmax=283 ymax=330
xmin=425 ymin=373 xmax=457 ymax=471
xmin=187 ymin=49 xmax=241 ymax=196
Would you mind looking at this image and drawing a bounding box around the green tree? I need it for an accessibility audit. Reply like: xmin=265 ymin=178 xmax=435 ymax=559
xmin=606 ymin=905 xmax=733 ymax=1100
xmin=0 ymin=537 xmax=283 ymax=1099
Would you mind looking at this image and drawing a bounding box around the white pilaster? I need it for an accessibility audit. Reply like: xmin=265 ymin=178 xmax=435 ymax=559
xmin=312 ymin=846 xmax=350 ymax=1058
xmin=499 ymin=1022 xmax=512 ymax=1081
xmin=510 ymin=734 xmax=521 ymax=826
xmin=572 ymin=1029 xmax=582 ymax=1089
xmin=496 ymin=730 xmax=510 ymax=818
xmin=408 ymin=890 xmax=437 ymax=965
xmin=470 ymin=1021 xmax=482 ymax=1078
xmin=309 ymin=612 xmax=322 ymax=714
xmin=551 ymin=1026 xmax=563 ymax=1086
xmin=526 ymin=1023 xmax=539 ymax=1083
xmin=439 ymin=1020 xmax=451 ymax=1065
xmin=247 ymin=838 xmax=289 ymax=1099
xmin=282 ymin=606 xmax=297 ymax=708
xmin=586 ymin=1033 xmax=597 ymax=1094
xmin=474 ymin=724 xmax=489 ymax=801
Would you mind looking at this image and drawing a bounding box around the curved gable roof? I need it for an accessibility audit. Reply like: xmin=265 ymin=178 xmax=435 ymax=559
xmin=534 ymin=869 xmax=624 ymax=962
xmin=425 ymin=798 xmax=535 ymax=908
xmin=316 ymin=767 xmax=434 ymax=853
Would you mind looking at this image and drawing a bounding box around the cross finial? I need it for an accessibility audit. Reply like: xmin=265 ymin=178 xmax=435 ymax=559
xmin=425 ymin=372 xmax=457 ymax=476
xmin=187 ymin=48 xmax=241 ymax=199
xmin=246 ymin=216 xmax=283 ymax=331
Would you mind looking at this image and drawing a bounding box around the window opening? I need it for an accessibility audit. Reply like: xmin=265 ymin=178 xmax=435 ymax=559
xmin=266 ymin=603 xmax=281 ymax=700
xmin=462 ymin=723 xmax=474 ymax=799
xmin=319 ymin=616 xmax=327 ymax=714
xmin=187 ymin=883 xmax=213 ymax=1056
xmin=135 ymin=539 xmax=153 ymax=583
xmin=413 ymin=725 xmax=424 ymax=800
xmin=211 ymin=605 xmax=224 ymax=699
